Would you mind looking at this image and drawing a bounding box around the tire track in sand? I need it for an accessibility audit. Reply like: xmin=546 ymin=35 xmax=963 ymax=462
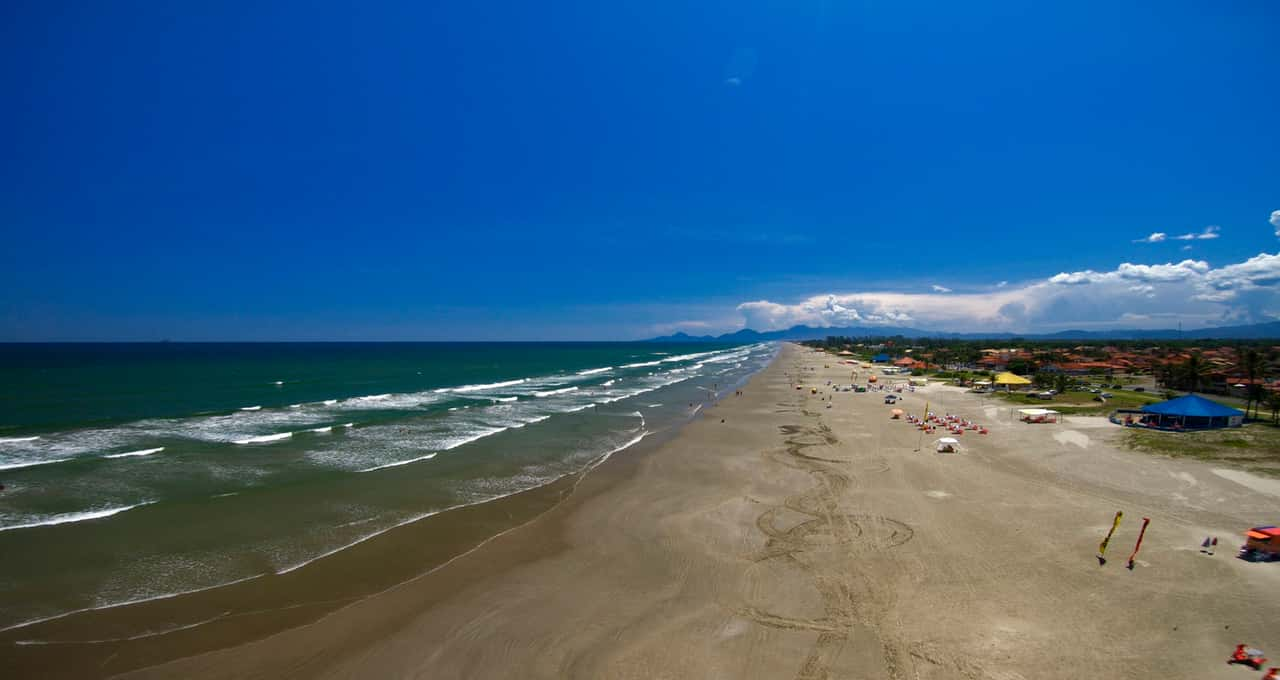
xmin=741 ymin=407 xmax=914 ymax=680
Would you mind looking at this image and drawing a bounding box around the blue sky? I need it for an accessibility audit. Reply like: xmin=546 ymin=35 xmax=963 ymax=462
xmin=2 ymin=1 xmax=1278 ymax=340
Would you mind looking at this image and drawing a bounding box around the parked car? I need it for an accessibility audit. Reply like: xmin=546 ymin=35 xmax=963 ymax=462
xmin=1100 ymin=392 xmax=1113 ymax=398
xmin=1133 ymin=386 xmax=1145 ymax=392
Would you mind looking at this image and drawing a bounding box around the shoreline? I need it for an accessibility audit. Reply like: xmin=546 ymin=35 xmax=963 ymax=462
xmin=0 ymin=349 xmax=772 ymax=678
xmin=9 ymin=343 xmax=1280 ymax=679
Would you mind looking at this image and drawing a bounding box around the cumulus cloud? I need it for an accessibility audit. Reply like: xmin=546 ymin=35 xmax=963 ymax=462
xmin=996 ymin=281 xmax=1008 ymax=288
xmin=1172 ymin=225 xmax=1220 ymax=241
xmin=1048 ymin=270 xmax=1103 ymax=285
xmin=931 ymin=285 xmax=952 ymax=293
xmin=1134 ymin=232 xmax=1167 ymax=243
xmin=728 ymin=252 xmax=1280 ymax=332
xmin=1272 ymin=210 xmax=1280 ymax=236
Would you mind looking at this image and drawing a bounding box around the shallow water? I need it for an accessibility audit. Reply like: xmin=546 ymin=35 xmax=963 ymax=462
xmin=0 ymin=341 xmax=776 ymax=630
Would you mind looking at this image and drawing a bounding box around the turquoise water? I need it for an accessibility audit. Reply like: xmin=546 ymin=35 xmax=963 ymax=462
xmin=0 ymin=342 xmax=776 ymax=630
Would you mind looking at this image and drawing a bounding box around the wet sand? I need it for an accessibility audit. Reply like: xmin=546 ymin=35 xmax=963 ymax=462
xmin=10 ymin=343 xmax=1280 ymax=679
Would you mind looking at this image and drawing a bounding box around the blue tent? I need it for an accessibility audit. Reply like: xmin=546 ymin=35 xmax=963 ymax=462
xmin=1138 ymin=394 xmax=1244 ymax=429
xmin=872 ymin=353 xmax=891 ymax=363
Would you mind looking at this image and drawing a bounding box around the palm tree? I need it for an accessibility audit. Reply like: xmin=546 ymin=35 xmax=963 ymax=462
xmin=1240 ymin=349 xmax=1265 ymax=419
xmin=1181 ymin=354 xmax=1210 ymax=393
xmin=1267 ymin=390 xmax=1280 ymax=426
xmin=1239 ymin=350 xmax=1269 ymax=420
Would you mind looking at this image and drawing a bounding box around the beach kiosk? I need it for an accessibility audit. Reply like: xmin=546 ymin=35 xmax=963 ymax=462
xmin=1132 ymin=394 xmax=1244 ymax=430
xmin=993 ymin=372 xmax=1032 ymax=392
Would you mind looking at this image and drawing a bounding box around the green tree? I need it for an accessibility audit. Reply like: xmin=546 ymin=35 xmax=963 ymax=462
xmin=1268 ymin=391 xmax=1280 ymax=425
xmin=1240 ymin=348 xmax=1265 ymax=419
xmin=1181 ymin=354 xmax=1210 ymax=393
xmin=1054 ymin=373 xmax=1072 ymax=394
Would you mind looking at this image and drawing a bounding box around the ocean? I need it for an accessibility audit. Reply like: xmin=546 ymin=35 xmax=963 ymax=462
xmin=0 ymin=341 xmax=777 ymax=632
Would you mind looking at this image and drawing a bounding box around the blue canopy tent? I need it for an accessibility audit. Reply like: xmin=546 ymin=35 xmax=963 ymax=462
xmin=1137 ymin=394 xmax=1244 ymax=430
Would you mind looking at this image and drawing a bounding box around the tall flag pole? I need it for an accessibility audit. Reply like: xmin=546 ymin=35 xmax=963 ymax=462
xmin=1097 ymin=511 xmax=1123 ymax=565
xmin=916 ymin=401 xmax=930 ymax=452
xmin=1126 ymin=517 xmax=1151 ymax=570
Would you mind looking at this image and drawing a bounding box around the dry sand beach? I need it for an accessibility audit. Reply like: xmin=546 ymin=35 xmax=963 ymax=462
xmin=14 ymin=343 xmax=1280 ymax=679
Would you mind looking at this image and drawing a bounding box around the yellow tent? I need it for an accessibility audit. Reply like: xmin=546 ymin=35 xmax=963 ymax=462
xmin=993 ymin=372 xmax=1032 ymax=385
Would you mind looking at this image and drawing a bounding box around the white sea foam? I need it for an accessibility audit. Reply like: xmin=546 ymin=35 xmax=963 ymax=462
xmin=342 ymin=422 xmax=354 ymax=428
xmin=239 ymin=406 xmax=262 ymax=412
xmin=660 ymin=350 xmax=719 ymax=363
xmin=0 ymin=502 xmax=154 ymax=533
xmin=601 ymin=379 xmax=616 ymax=386
xmin=0 ymin=436 xmax=40 ymax=444
xmin=358 ymin=452 xmax=438 ymax=473
xmin=491 ymin=396 xmax=518 ymax=403
xmin=358 ymin=394 xmax=390 ymax=401
xmin=274 ymin=381 xmax=284 ymax=386
xmin=621 ymin=360 xmax=662 ymax=368
xmin=289 ymin=404 xmax=301 ymax=409
xmin=309 ymin=426 xmax=333 ymax=434
xmin=436 ymin=378 xmax=527 ymax=394
xmin=232 ymin=432 xmax=293 ymax=445
xmin=323 ymin=400 xmax=338 ymax=406
xmin=0 ymin=458 xmax=72 ymax=471
xmin=104 ymin=447 xmax=164 ymax=459
xmin=534 ymin=386 xmax=578 ymax=397
xmin=577 ymin=366 xmax=613 ymax=375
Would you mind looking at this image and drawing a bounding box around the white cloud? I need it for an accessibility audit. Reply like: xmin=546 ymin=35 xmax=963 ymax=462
xmin=996 ymin=281 xmax=1008 ymax=288
xmin=1181 ymin=245 xmax=1193 ymax=251
xmin=1116 ymin=259 xmax=1209 ymax=283
xmin=1048 ymin=270 xmax=1103 ymax=285
xmin=1172 ymin=225 xmax=1220 ymax=241
xmin=931 ymin=285 xmax=952 ymax=293
xmin=1134 ymin=232 xmax=1167 ymax=243
xmin=727 ymin=252 xmax=1280 ymax=333
xmin=1271 ymin=210 xmax=1280 ymax=236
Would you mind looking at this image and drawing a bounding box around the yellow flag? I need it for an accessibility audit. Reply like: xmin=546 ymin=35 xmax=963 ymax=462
xmin=1099 ymin=511 xmax=1123 ymax=555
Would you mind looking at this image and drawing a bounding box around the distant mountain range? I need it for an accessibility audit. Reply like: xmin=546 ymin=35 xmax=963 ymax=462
xmin=644 ymin=320 xmax=1280 ymax=343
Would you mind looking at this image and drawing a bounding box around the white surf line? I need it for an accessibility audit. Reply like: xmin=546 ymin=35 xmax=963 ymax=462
xmin=534 ymin=386 xmax=578 ymax=397
xmin=239 ymin=406 xmax=262 ymax=411
xmin=358 ymin=452 xmax=438 ymax=473
xmin=104 ymin=447 xmax=164 ymax=459
xmin=232 ymin=432 xmax=293 ymax=445
xmin=435 ymin=378 xmax=527 ymax=394
xmin=0 ymin=501 xmax=155 ymax=533
xmin=0 ymin=458 xmax=73 ymax=471
xmin=309 ymin=426 xmax=333 ymax=434
xmin=0 ymin=436 xmax=41 ymax=443
xmin=577 ymin=366 xmax=613 ymax=375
